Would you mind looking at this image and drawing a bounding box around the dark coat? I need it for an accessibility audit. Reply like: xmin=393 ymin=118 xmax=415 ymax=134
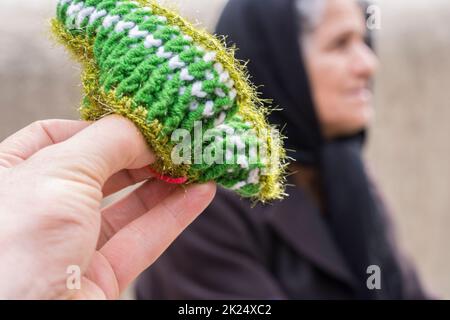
xmin=136 ymin=183 xmax=429 ymax=300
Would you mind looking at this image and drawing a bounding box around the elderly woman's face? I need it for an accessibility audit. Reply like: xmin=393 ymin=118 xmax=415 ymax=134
xmin=303 ymin=0 xmax=378 ymax=139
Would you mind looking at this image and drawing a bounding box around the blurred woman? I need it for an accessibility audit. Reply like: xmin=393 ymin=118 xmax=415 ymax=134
xmin=136 ymin=0 xmax=429 ymax=299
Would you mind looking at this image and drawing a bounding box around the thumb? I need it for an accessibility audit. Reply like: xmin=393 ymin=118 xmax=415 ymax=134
xmin=29 ymin=115 xmax=156 ymax=186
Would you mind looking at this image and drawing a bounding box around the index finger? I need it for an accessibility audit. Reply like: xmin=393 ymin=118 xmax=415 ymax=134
xmin=96 ymin=182 xmax=216 ymax=297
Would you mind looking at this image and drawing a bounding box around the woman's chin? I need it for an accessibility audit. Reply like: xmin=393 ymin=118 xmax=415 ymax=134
xmin=349 ymin=106 xmax=374 ymax=133
xmin=341 ymin=106 xmax=374 ymax=136
xmin=321 ymin=102 xmax=374 ymax=138
xmin=351 ymin=100 xmax=374 ymax=122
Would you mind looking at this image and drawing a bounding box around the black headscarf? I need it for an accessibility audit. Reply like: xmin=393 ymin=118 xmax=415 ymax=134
xmin=216 ymin=0 xmax=403 ymax=299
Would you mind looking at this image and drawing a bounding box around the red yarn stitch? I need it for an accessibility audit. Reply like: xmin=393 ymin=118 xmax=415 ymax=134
xmin=148 ymin=166 xmax=188 ymax=184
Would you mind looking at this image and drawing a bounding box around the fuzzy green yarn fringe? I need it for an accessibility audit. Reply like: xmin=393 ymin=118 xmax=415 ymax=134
xmin=52 ymin=0 xmax=288 ymax=201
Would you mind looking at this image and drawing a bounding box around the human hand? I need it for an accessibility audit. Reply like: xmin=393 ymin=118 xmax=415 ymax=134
xmin=0 ymin=115 xmax=216 ymax=299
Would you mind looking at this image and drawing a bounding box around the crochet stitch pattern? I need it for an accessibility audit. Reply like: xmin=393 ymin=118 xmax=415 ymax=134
xmin=52 ymin=0 xmax=287 ymax=201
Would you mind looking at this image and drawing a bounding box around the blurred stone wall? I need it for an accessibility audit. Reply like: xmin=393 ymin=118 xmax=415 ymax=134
xmin=0 ymin=0 xmax=449 ymax=298
xmin=0 ymin=0 xmax=80 ymax=136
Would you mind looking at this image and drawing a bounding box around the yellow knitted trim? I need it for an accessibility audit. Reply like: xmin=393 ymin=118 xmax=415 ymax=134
xmin=139 ymin=1 xmax=288 ymax=201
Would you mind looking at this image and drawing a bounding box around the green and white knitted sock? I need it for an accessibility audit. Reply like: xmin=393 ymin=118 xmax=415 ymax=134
xmin=52 ymin=0 xmax=287 ymax=201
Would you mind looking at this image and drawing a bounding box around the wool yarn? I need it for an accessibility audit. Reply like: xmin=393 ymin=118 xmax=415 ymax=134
xmin=52 ymin=0 xmax=287 ymax=201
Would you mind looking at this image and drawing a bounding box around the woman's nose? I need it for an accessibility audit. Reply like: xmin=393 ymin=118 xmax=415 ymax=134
xmin=351 ymin=44 xmax=379 ymax=78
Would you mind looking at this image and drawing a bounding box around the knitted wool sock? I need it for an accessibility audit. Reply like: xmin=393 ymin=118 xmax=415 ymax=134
xmin=52 ymin=0 xmax=287 ymax=201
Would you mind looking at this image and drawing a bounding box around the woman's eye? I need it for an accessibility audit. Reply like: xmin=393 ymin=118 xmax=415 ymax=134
xmin=334 ymin=36 xmax=350 ymax=49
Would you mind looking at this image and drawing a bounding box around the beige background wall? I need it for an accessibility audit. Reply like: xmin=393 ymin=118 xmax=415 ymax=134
xmin=368 ymin=0 xmax=450 ymax=298
xmin=0 ymin=0 xmax=449 ymax=298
